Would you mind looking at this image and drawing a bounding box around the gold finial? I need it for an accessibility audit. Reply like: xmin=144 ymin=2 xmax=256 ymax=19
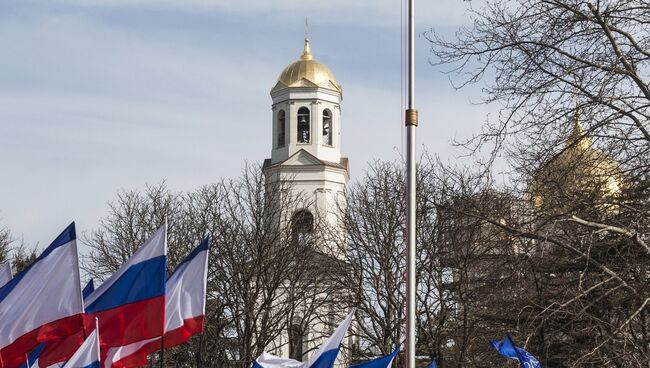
xmin=301 ymin=17 xmax=313 ymax=60
xmin=569 ymin=106 xmax=590 ymax=149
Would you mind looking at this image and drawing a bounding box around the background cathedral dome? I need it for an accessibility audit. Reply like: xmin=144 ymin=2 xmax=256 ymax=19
xmin=272 ymin=38 xmax=342 ymax=93
xmin=530 ymin=111 xmax=623 ymax=212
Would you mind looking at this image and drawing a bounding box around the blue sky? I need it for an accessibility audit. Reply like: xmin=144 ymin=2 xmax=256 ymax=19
xmin=0 ymin=0 xmax=495 ymax=249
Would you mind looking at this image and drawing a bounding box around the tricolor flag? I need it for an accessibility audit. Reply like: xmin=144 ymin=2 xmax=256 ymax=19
xmin=40 ymin=224 xmax=168 ymax=368
xmin=84 ymin=224 xmax=167 ymax=366
xmin=253 ymin=310 xmax=355 ymax=368
xmin=18 ymin=344 xmax=45 ymax=368
xmin=0 ymin=223 xmax=84 ymax=368
xmin=0 ymin=262 xmax=12 ymax=288
xmin=106 ymin=236 xmax=210 ymax=368
xmin=490 ymin=335 xmax=541 ymax=368
xmin=349 ymin=348 xmax=399 ymax=368
xmin=61 ymin=322 xmax=100 ymax=368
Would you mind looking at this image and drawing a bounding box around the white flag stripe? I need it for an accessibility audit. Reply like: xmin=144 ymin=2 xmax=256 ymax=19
xmin=255 ymin=352 xmax=303 ymax=368
xmin=0 ymin=261 xmax=12 ymax=288
xmin=0 ymin=238 xmax=83 ymax=348
xmin=104 ymin=336 xmax=157 ymax=368
xmin=84 ymin=224 xmax=166 ymax=307
xmin=62 ymin=325 xmax=100 ymax=368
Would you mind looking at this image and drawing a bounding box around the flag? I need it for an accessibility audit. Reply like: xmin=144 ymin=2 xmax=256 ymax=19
xmin=61 ymin=321 xmax=100 ymax=368
xmin=253 ymin=310 xmax=355 ymax=368
xmin=82 ymin=280 xmax=95 ymax=300
xmin=106 ymin=236 xmax=210 ymax=368
xmin=84 ymin=223 xmax=167 ymax=364
xmin=40 ymin=224 xmax=167 ymax=368
xmin=349 ymin=348 xmax=399 ymax=368
xmin=490 ymin=335 xmax=541 ymax=368
xmin=426 ymin=357 xmax=437 ymax=368
xmin=38 ymin=281 xmax=94 ymax=367
xmin=306 ymin=310 xmax=354 ymax=368
xmin=0 ymin=262 xmax=12 ymax=288
xmin=0 ymin=223 xmax=84 ymax=368
xmin=19 ymin=344 xmax=45 ymax=368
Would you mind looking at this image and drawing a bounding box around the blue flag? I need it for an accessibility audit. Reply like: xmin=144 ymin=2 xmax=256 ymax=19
xmin=426 ymin=357 xmax=438 ymax=368
xmin=350 ymin=348 xmax=400 ymax=368
xmin=490 ymin=335 xmax=541 ymax=368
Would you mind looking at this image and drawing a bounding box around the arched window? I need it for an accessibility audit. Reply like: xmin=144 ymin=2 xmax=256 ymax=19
xmin=297 ymin=107 xmax=310 ymax=144
xmin=277 ymin=110 xmax=286 ymax=147
xmin=322 ymin=109 xmax=332 ymax=146
xmin=291 ymin=210 xmax=313 ymax=246
xmin=288 ymin=322 xmax=304 ymax=361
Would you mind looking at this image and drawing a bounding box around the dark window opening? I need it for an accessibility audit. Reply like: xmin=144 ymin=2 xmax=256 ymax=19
xmin=291 ymin=210 xmax=313 ymax=246
xmin=297 ymin=107 xmax=310 ymax=143
xmin=277 ymin=110 xmax=286 ymax=147
xmin=322 ymin=109 xmax=332 ymax=146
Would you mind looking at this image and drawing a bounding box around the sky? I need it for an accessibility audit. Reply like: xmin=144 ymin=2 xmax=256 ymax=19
xmin=0 ymin=0 xmax=496 ymax=250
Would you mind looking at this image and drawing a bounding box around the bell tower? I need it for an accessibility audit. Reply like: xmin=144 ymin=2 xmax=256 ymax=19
xmin=262 ymin=35 xmax=350 ymax=362
xmin=263 ymin=36 xmax=349 ymax=254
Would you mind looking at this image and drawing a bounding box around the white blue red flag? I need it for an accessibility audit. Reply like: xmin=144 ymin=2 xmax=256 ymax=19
xmin=491 ymin=335 xmax=541 ymax=368
xmin=18 ymin=344 xmax=45 ymax=368
xmin=349 ymin=348 xmax=399 ymax=368
xmin=0 ymin=262 xmax=12 ymax=288
xmin=83 ymin=223 xmax=167 ymax=366
xmin=106 ymin=236 xmax=211 ymax=368
xmin=253 ymin=310 xmax=355 ymax=368
xmin=61 ymin=322 xmax=100 ymax=368
xmin=0 ymin=223 xmax=84 ymax=368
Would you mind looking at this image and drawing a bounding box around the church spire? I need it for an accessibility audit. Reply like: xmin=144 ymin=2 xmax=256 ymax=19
xmin=569 ymin=107 xmax=591 ymax=150
xmin=301 ymin=17 xmax=313 ymax=61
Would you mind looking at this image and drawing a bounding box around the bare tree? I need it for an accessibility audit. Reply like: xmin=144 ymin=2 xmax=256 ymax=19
xmin=427 ymin=1 xmax=650 ymax=366
xmin=83 ymin=165 xmax=349 ymax=368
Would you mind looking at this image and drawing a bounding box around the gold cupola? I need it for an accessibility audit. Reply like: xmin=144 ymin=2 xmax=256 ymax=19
xmin=530 ymin=109 xmax=623 ymax=212
xmin=271 ymin=37 xmax=342 ymax=94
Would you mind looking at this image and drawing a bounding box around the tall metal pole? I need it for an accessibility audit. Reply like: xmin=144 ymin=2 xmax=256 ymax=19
xmin=405 ymin=0 xmax=418 ymax=366
xmin=159 ymin=335 xmax=164 ymax=368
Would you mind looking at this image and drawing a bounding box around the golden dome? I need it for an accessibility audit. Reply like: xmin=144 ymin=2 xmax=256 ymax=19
xmin=272 ymin=38 xmax=342 ymax=93
xmin=530 ymin=110 xmax=623 ymax=212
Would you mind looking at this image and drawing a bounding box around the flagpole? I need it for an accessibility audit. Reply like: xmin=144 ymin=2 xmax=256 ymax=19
xmin=405 ymin=0 xmax=418 ymax=367
xmin=160 ymin=335 xmax=164 ymax=368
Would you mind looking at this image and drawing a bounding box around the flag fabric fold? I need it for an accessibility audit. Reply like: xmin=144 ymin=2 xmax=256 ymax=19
xmin=61 ymin=323 xmax=100 ymax=368
xmin=349 ymin=348 xmax=399 ymax=368
xmin=0 ymin=262 xmax=12 ymax=288
xmin=490 ymin=335 xmax=541 ymax=368
xmin=253 ymin=309 xmax=355 ymax=368
xmin=0 ymin=223 xmax=84 ymax=368
xmin=107 ymin=236 xmax=211 ymax=368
